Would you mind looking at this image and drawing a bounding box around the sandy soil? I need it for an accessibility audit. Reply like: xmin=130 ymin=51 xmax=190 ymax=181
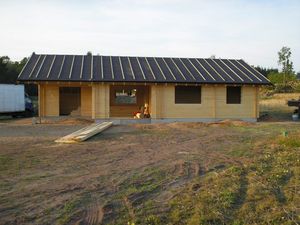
xmin=0 ymin=118 xmax=299 ymax=225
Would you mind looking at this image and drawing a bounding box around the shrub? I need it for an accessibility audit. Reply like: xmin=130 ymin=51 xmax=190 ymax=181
xmin=266 ymin=72 xmax=300 ymax=93
xmin=268 ymin=72 xmax=296 ymax=84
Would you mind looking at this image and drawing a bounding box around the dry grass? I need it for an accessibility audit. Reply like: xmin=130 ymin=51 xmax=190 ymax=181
xmin=259 ymin=93 xmax=300 ymax=121
xmin=260 ymin=93 xmax=300 ymax=105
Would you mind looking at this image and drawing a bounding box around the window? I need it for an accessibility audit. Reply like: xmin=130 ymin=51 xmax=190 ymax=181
xmin=115 ymin=89 xmax=137 ymax=104
xmin=226 ymin=86 xmax=241 ymax=104
xmin=175 ymin=86 xmax=201 ymax=104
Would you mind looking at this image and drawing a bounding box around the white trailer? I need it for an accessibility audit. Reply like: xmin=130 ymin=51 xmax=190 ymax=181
xmin=0 ymin=84 xmax=26 ymax=115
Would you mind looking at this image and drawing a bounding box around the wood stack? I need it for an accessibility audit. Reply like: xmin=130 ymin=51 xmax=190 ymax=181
xmin=55 ymin=122 xmax=113 ymax=143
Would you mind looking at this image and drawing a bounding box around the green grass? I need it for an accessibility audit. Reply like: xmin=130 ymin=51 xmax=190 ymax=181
xmin=58 ymin=198 xmax=81 ymax=225
xmin=278 ymin=136 xmax=300 ymax=147
xmin=57 ymin=193 xmax=93 ymax=225
xmin=0 ymin=155 xmax=13 ymax=171
xmin=166 ymin=133 xmax=300 ymax=225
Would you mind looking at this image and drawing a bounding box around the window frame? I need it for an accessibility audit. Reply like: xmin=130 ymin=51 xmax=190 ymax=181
xmin=174 ymin=86 xmax=202 ymax=104
xmin=226 ymin=86 xmax=242 ymax=104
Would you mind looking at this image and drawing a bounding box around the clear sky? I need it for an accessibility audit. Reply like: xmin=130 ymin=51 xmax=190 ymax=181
xmin=1 ymin=0 xmax=299 ymax=72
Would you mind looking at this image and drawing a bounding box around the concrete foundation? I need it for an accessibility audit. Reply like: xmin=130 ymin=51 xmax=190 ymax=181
xmin=96 ymin=118 xmax=257 ymax=124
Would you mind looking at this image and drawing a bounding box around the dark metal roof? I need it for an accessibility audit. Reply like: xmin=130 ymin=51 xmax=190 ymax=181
xmin=17 ymin=53 xmax=270 ymax=85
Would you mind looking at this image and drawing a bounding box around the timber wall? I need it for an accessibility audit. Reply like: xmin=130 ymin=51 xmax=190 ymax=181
xmin=38 ymin=83 xmax=93 ymax=117
xmin=92 ymin=84 xmax=109 ymax=119
xmin=39 ymin=84 xmax=59 ymax=116
xmin=150 ymin=85 xmax=258 ymax=119
xmin=81 ymin=87 xmax=92 ymax=117
xmin=38 ymin=83 xmax=259 ymax=120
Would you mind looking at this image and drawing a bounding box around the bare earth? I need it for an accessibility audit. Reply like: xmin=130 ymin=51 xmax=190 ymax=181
xmin=0 ymin=116 xmax=299 ymax=224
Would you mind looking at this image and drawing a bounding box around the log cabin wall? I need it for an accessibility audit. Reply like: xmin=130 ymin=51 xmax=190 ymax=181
xmin=150 ymin=84 xmax=259 ymax=120
xmin=38 ymin=84 xmax=59 ymax=117
xmin=38 ymin=83 xmax=92 ymax=117
xmin=92 ymin=83 xmax=109 ymax=119
xmin=37 ymin=82 xmax=258 ymax=121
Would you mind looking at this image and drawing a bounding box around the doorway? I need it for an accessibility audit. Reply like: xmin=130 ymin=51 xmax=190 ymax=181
xmin=59 ymin=87 xmax=81 ymax=116
xmin=109 ymin=85 xmax=150 ymax=117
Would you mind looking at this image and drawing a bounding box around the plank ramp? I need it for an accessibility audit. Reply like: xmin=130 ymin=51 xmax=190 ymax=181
xmin=55 ymin=122 xmax=113 ymax=143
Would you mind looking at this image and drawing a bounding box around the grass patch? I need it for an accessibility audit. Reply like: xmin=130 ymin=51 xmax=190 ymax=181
xmin=278 ymin=136 xmax=300 ymax=148
xmin=57 ymin=198 xmax=81 ymax=225
xmin=22 ymin=173 xmax=53 ymax=181
xmin=166 ymin=132 xmax=300 ymax=225
xmin=168 ymin=166 xmax=246 ymax=225
xmin=57 ymin=193 xmax=92 ymax=225
xmin=0 ymin=155 xmax=13 ymax=171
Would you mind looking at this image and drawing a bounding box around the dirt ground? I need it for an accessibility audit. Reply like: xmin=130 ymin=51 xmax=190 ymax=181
xmin=0 ymin=116 xmax=299 ymax=224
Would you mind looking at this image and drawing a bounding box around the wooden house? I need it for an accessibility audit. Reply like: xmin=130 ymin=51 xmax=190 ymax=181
xmin=18 ymin=53 xmax=270 ymax=122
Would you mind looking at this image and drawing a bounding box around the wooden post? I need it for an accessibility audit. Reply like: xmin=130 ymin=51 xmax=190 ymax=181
xmin=254 ymin=86 xmax=258 ymax=119
xmin=38 ymin=84 xmax=42 ymax=123
xmin=91 ymin=84 xmax=96 ymax=119
xmin=213 ymin=85 xmax=216 ymax=119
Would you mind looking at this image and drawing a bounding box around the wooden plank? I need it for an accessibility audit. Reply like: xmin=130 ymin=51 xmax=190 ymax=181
xmin=55 ymin=122 xmax=113 ymax=143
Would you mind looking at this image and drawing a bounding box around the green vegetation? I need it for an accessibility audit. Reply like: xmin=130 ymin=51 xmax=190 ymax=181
xmin=167 ymin=134 xmax=300 ymax=225
xmin=99 ymin=125 xmax=300 ymax=224
xmin=278 ymin=46 xmax=294 ymax=84
xmin=0 ymin=155 xmax=13 ymax=171
xmin=0 ymin=56 xmax=26 ymax=84
xmin=259 ymin=46 xmax=300 ymax=95
xmin=58 ymin=198 xmax=82 ymax=225
xmin=268 ymin=72 xmax=296 ymax=84
xmin=0 ymin=56 xmax=37 ymax=96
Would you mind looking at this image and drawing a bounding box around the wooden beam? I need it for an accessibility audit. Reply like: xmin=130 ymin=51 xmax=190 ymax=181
xmin=55 ymin=122 xmax=113 ymax=143
xmin=213 ymin=85 xmax=216 ymax=119
xmin=38 ymin=84 xmax=41 ymax=122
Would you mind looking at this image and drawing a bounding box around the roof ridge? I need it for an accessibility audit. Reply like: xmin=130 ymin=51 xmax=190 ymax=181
xmin=30 ymin=52 xmax=243 ymax=61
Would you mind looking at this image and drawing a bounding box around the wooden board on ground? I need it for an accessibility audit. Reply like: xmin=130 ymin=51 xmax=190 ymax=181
xmin=55 ymin=122 xmax=113 ymax=143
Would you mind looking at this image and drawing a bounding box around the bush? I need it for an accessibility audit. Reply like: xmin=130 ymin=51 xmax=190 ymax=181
xmin=268 ymin=72 xmax=296 ymax=84
xmin=290 ymin=80 xmax=300 ymax=92
xmin=273 ymin=83 xmax=294 ymax=93
xmin=265 ymin=72 xmax=300 ymax=93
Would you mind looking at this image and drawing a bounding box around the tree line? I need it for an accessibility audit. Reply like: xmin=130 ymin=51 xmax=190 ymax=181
xmin=0 ymin=56 xmax=37 ymax=96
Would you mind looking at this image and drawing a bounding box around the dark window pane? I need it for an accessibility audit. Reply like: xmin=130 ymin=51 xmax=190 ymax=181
xmin=226 ymin=86 xmax=241 ymax=104
xmin=175 ymin=86 xmax=201 ymax=104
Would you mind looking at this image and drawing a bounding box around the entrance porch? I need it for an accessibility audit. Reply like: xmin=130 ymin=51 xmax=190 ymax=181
xmin=109 ymin=85 xmax=150 ymax=118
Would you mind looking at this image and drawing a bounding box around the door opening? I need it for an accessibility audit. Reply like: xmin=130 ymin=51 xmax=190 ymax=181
xmin=59 ymin=87 xmax=81 ymax=116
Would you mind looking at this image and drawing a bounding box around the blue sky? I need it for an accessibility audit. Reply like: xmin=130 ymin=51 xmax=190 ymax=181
xmin=1 ymin=0 xmax=300 ymax=71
